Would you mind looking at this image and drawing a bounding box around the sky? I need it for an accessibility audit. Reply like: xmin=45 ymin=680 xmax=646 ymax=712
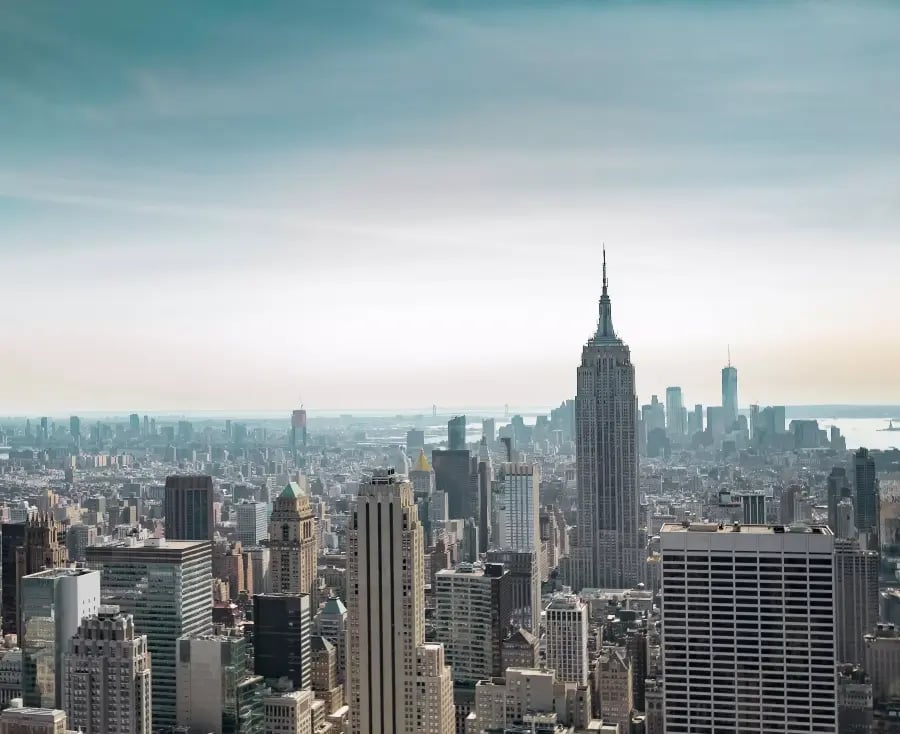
xmin=1 ymin=0 xmax=899 ymax=413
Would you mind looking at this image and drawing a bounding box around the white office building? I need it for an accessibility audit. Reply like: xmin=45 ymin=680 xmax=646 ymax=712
xmin=264 ymin=691 xmax=312 ymax=734
xmin=236 ymin=502 xmax=269 ymax=548
xmin=495 ymin=463 xmax=541 ymax=555
xmin=660 ymin=522 xmax=837 ymax=733
xmin=544 ymin=595 xmax=589 ymax=685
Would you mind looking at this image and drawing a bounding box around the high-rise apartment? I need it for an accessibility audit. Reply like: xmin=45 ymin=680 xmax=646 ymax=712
xmin=434 ymin=563 xmax=511 ymax=683
xmin=63 ymin=605 xmax=152 ymax=734
xmin=176 ymin=634 xmax=265 ymax=734
xmin=253 ymin=593 xmax=311 ymax=692
xmin=544 ymin=594 xmax=589 ymax=685
xmin=660 ymin=522 xmax=837 ymax=733
xmin=347 ymin=469 xmax=453 ymax=734
xmin=494 ymin=463 xmax=540 ymax=557
xmin=236 ymin=502 xmax=269 ymax=548
xmin=835 ymin=538 xmax=879 ymax=666
xmin=86 ymin=538 xmax=212 ymax=730
xmin=164 ymin=475 xmax=215 ymax=541
xmin=21 ymin=568 xmax=101 ymax=709
xmin=573 ymin=252 xmax=641 ymax=589
xmin=268 ymin=482 xmax=318 ymax=597
xmin=722 ymin=360 xmax=739 ymax=427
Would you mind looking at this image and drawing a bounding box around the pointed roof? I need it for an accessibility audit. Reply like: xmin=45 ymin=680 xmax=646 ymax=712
xmin=412 ymin=448 xmax=431 ymax=473
xmin=321 ymin=596 xmax=347 ymax=616
xmin=591 ymin=246 xmax=622 ymax=345
xmin=280 ymin=481 xmax=305 ymax=499
xmin=504 ymin=627 xmax=538 ymax=647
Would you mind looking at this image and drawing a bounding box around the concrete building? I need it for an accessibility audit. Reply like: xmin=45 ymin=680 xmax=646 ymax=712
xmin=85 ymin=538 xmax=212 ymax=730
xmin=738 ymin=493 xmax=766 ymax=525
xmin=347 ymin=469 xmax=453 ymax=734
xmin=268 ymin=483 xmax=318 ymax=598
xmin=309 ymin=636 xmax=342 ymax=714
xmin=21 ymin=569 xmax=100 ymax=709
xmin=837 ymin=665 xmax=873 ymax=734
xmin=236 ymin=502 xmax=269 ymax=548
xmin=835 ymin=538 xmax=879 ymax=666
xmin=660 ymin=522 xmax=837 ymax=733
xmin=434 ymin=563 xmax=511 ymax=683
xmin=596 ymin=648 xmax=632 ymax=732
xmin=164 ymin=475 xmax=215 ymax=541
xmin=264 ymin=691 xmax=312 ymax=734
xmin=247 ymin=547 xmax=271 ymax=596
xmin=572 ymin=252 xmax=641 ymax=590
xmin=176 ymin=634 xmax=265 ymax=734
xmin=545 ymin=595 xmax=589 ymax=685
xmin=0 ymin=650 xmax=22 ymax=707
xmin=865 ymin=624 xmax=900 ymax=702
xmin=62 ymin=605 xmax=151 ymax=734
xmin=0 ymin=708 xmax=68 ymax=734
xmin=500 ymin=628 xmax=539 ymax=671
xmin=314 ymin=597 xmax=347 ymax=686
xmin=253 ymin=593 xmax=311 ymax=692
xmin=64 ymin=525 xmax=97 ymax=563
xmin=494 ymin=463 xmax=541 ymax=558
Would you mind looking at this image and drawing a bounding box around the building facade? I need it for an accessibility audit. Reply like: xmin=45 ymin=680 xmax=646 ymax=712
xmin=268 ymin=483 xmax=318 ymax=598
xmin=236 ymin=502 xmax=269 ymax=548
xmin=164 ymin=474 xmax=215 ymax=541
xmin=544 ymin=595 xmax=589 ymax=685
xmin=660 ymin=522 xmax=837 ymax=733
xmin=494 ymin=463 xmax=541 ymax=557
xmin=253 ymin=593 xmax=311 ymax=692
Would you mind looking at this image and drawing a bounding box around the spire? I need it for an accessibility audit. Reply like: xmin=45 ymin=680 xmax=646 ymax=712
xmin=594 ymin=245 xmax=617 ymax=342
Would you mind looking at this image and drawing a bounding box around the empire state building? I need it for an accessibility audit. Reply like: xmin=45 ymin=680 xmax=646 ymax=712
xmin=573 ymin=251 xmax=641 ymax=590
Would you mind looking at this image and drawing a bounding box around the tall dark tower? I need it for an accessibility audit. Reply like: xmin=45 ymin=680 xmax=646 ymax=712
xmin=291 ymin=407 xmax=308 ymax=460
xmin=722 ymin=348 xmax=739 ymax=428
xmin=853 ymin=448 xmax=880 ymax=550
xmin=572 ymin=250 xmax=641 ymax=590
xmin=164 ymin=475 xmax=215 ymax=541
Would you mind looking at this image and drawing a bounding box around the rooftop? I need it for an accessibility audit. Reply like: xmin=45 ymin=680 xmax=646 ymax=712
xmin=660 ymin=522 xmax=832 ymax=536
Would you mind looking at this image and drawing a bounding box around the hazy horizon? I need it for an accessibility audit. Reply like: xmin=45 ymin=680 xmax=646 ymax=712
xmin=3 ymin=0 xmax=899 ymax=412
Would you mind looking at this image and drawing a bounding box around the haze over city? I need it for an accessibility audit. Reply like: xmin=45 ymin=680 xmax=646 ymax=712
xmin=3 ymin=0 xmax=899 ymax=412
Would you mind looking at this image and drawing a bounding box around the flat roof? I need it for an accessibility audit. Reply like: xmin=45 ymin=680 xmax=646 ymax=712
xmin=660 ymin=522 xmax=832 ymax=536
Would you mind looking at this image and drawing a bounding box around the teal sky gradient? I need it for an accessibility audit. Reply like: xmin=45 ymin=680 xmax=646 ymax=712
xmin=2 ymin=1 xmax=899 ymax=411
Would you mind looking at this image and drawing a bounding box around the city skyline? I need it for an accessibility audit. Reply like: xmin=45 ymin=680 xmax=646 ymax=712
xmin=2 ymin=0 xmax=900 ymax=411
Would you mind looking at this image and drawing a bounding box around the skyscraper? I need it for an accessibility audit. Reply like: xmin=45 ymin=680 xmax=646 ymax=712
xmin=660 ymin=522 xmax=837 ymax=733
xmin=63 ymin=605 xmax=152 ymax=734
xmin=721 ymin=358 xmax=739 ymax=428
xmin=545 ymin=594 xmax=589 ymax=685
xmin=834 ymin=538 xmax=879 ymax=667
xmin=164 ymin=475 xmax=215 ymax=541
xmin=21 ymin=568 xmax=101 ymax=709
xmin=827 ymin=467 xmax=851 ymax=534
xmin=448 ymin=415 xmax=466 ymax=451
xmin=665 ymin=387 xmax=685 ymax=438
xmin=253 ymin=593 xmax=311 ymax=692
xmin=268 ymin=482 xmax=318 ymax=597
xmin=431 ymin=449 xmax=473 ymax=520
xmin=347 ymin=468 xmax=453 ymax=734
xmin=236 ymin=501 xmax=269 ymax=548
xmin=485 ymin=549 xmax=540 ymax=634
xmin=853 ymin=448 xmax=880 ymax=550
xmin=573 ymin=251 xmax=641 ymax=590
xmin=494 ymin=462 xmax=541 ymax=556
xmin=86 ymin=538 xmax=213 ymax=729
xmin=409 ymin=449 xmax=435 ymax=541
xmin=290 ymin=408 xmax=308 ymax=458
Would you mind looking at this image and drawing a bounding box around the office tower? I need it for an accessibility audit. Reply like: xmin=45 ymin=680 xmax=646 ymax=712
xmin=597 ymin=649 xmax=633 ymax=732
xmin=21 ymin=568 xmax=101 ymax=708
xmin=665 ymin=387 xmax=685 ymax=438
xmin=0 ymin=708 xmax=68 ymax=734
xmin=347 ymin=469 xmax=453 ymax=734
xmin=573 ymin=252 xmax=641 ymax=590
xmin=431 ymin=449 xmax=473 ymax=520
xmin=545 ymin=594 xmax=589 ymax=685
xmin=264 ymin=691 xmax=312 ymax=734
xmin=686 ymin=404 xmax=703 ymax=436
xmin=39 ymin=417 xmax=48 ymax=443
xmin=660 ymin=522 xmax=837 ymax=733
xmin=448 ymin=415 xmax=467 ymax=451
xmin=865 ymin=624 xmax=900 ymax=702
xmin=485 ymin=549 xmax=541 ymax=633
xmin=290 ymin=408 xmax=308 ymax=458
xmin=176 ymin=634 xmax=265 ymax=734
xmin=837 ymin=498 xmax=857 ymax=539
xmin=409 ymin=449 xmax=435 ymax=539
xmin=65 ymin=525 xmax=97 ymax=563
xmin=246 ymin=547 xmax=271 ymax=595
xmin=236 ymin=502 xmax=269 ymax=548
xmin=128 ymin=414 xmax=140 ymax=434
xmin=738 ymin=492 xmax=766 ymax=524
xmin=434 ymin=563 xmax=512 ymax=682
xmin=86 ymin=538 xmax=213 ymax=729
xmin=773 ymin=405 xmax=786 ymax=433
xmin=482 ymin=418 xmax=496 ymax=443
xmin=268 ymin=482 xmax=317 ymax=597
xmin=475 ymin=438 xmax=493 ymax=554
xmin=63 ymin=605 xmax=151 ymax=734
xmin=641 ymin=395 xmax=666 ymax=435
xmin=2 ymin=516 xmax=67 ymax=639
xmin=68 ymin=416 xmax=80 ymax=448
xmin=253 ymin=593 xmax=311 ymax=691
xmin=164 ymin=475 xmax=215 ymax=541
xmin=853 ymin=448 xmax=880 ymax=550
xmin=827 ymin=467 xmax=851 ymax=533
xmin=406 ymin=429 xmax=426 ymax=454
xmin=722 ymin=359 xmax=738 ymax=427
xmin=315 ymin=597 xmax=347 ymax=686
xmin=494 ymin=462 xmax=540 ymax=556
xmin=706 ymin=405 xmax=726 ymax=440
xmin=834 ymin=538 xmax=879 ymax=666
